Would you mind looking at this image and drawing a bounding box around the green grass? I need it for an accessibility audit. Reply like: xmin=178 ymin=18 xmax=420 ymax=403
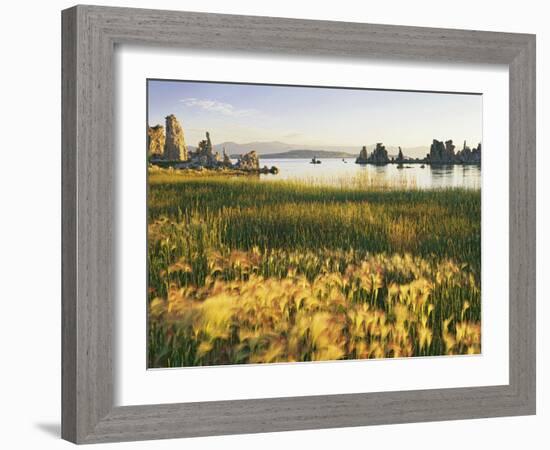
xmin=148 ymin=173 xmax=480 ymax=269
xmin=147 ymin=171 xmax=481 ymax=367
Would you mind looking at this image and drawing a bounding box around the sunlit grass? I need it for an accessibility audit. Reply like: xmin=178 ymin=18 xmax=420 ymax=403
xmin=147 ymin=171 xmax=481 ymax=367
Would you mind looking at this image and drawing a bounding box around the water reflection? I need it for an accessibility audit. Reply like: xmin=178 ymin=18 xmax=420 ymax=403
xmin=258 ymin=158 xmax=480 ymax=189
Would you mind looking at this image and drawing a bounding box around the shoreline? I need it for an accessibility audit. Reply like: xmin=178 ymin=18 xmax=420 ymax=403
xmin=149 ymin=161 xmax=278 ymax=175
xmin=355 ymin=160 xmax=481 ymax=166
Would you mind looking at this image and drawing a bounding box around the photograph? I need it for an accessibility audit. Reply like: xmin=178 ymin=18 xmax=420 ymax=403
xmin=146 ymin=80 xmax=482 ymax=368
xmin=2 ymin=1 xmax=542 ymax=447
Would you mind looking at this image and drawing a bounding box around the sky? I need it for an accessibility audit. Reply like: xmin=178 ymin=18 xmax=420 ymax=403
xmin=147 ymin=79 xmax=482 ymax=150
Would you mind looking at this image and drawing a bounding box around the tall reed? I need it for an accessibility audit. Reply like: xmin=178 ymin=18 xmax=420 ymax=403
xmin=147 ymin=171 xmax=481 ymax=367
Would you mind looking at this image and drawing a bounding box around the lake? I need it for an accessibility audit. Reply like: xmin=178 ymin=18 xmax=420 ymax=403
xmin=257 ymin=158 xmax=481 ymax=189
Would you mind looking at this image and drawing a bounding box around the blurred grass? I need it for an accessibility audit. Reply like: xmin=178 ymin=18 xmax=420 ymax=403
xmin=147 ymin=171 xmax=481 ymax=367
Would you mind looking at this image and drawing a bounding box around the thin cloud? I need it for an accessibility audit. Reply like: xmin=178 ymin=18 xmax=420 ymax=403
xmin=180 ymin=98 xmax=256 ymax=117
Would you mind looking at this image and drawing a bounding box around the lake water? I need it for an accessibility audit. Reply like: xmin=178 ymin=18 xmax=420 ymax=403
xmin=258 ymin=158 xmax=481 ymax=189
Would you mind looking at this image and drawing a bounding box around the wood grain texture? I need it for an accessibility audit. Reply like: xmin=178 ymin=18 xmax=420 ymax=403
xmin=61 ymin=7 xmax=77 ymax=443
xmin=508 ymin=36 xmax=536 ymax=410
xmin=61 ymin=5 xmax=536 ymax=444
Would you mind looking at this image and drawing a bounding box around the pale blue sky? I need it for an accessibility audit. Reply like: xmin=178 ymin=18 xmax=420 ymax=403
xmin=147 ymin=80 xmax=482 ymax=149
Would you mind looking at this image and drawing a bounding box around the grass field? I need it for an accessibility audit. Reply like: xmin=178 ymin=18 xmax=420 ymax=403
xmin=147 ymin=170 xmax=481 ymax=367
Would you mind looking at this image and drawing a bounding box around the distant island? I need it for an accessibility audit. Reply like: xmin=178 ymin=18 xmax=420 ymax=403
xmin=231 ymin=150 xmax=356 ymax=159
xmin=355 ymin=141 xmax=481 ymax=166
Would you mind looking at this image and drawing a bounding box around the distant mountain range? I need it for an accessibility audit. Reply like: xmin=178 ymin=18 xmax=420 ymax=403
xmin=189 ymin=141 xmax=430 ymax=159
xmin=234 ymin=150 xmax=356 ymax=159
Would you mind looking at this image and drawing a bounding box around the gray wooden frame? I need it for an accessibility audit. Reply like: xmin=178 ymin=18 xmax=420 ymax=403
xmin=61 ymin=4 xmax=536 ymax=444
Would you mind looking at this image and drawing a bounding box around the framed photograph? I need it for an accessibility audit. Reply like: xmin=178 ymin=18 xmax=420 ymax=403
xmin=62 ymin=5 xmax=536 ymax=444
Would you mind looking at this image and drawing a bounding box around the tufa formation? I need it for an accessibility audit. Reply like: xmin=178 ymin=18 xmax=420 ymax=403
xmin=356 ymin=139 xmax=481 ymax=166
xmin=147 ymin=125 xmax=165 ymax=157
xmin=147 ymin=113 xmax=278 ymax=174
xmin=356 ymin=143 xmax=390 ymax=165
xmin=428 ymin=139 xmax=455 ymax=164
xmin=355 ymin=146 xmax=369 ymax=164
xmin=235 ymin=150 xmax=260 ymax=170
xmin=163 ymin=114 xmax=188 ymax=161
